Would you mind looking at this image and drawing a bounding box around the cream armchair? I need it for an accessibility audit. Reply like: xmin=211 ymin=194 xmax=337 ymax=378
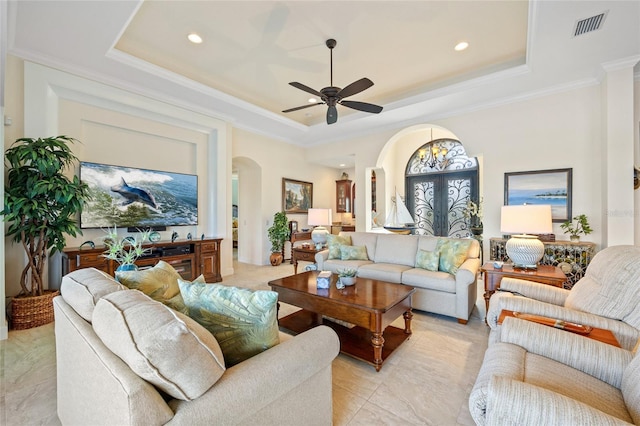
xmin=487 ymin=245 xmax=640 ymax=350
xmin=469 ymin=317 xmax=640 ymax=425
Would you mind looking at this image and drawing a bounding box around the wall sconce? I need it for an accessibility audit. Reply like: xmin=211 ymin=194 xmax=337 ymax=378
xmin=419 ymin=142 xmax=449 ymax=169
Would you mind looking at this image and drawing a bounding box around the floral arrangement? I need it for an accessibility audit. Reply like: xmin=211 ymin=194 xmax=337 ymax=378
xmin=463 ymin=198 xmax=483 ymax=227
xmin=102 ymin=226 xmax=151 ymax=266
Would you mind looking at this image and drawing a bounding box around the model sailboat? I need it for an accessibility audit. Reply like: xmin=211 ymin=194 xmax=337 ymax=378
xmin=384 ymin=190 xmax=416 ymax=234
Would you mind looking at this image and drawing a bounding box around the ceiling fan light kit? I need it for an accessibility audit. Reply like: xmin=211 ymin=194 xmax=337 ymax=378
xmin=283 ymin=38 xmax=383 ymax=124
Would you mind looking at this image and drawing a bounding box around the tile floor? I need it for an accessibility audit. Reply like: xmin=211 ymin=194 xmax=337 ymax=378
xmin=1 ymin=257 xmax=489 ymax=425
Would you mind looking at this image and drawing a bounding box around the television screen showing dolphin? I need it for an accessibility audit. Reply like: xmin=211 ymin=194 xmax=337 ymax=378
xmin=79 ymin=162 xmax=198 ymax=229
xmin=111 ymin=177 xmax=158 ymax=209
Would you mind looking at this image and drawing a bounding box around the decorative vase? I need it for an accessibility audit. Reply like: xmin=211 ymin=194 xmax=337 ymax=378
xmin=340 ymin=276 xmax=356 ymax=286
xmin=10 ymin=290 xmax=60 ymax=330
xmin=270 ymin=252 xmax=283 ymax=266
xmin=116 ymin=263 xmax=139 ymax=272
xmin=470 ymin=226 xmax=483 ymax=236
xmin=570 ymin=235 xmax=580 ymax=242
xmin=149 ymin=231 xmax=161 ymax=242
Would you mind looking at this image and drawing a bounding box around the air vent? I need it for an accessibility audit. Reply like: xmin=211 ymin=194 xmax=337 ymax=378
xmin=573 ymin=11 xmax=608 ymax=37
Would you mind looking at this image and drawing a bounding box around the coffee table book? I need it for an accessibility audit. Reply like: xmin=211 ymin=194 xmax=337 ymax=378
xmin=269 ymin=271 xmax=415 ymax=371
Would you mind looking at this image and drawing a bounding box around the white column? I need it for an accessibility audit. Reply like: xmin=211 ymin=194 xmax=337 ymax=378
xmin=601 ymin=57 xmax=639 ymax=246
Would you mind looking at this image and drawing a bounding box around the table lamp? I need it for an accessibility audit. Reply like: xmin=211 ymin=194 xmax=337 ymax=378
xmin=308 ymin=208 xmax=332 ymax=248
xmin=500 ymin=205 xmax=553 ymax=269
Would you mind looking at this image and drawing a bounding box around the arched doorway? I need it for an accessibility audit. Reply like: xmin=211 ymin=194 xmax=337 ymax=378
xmin=405 ymin=139 xmax=479 ymax=237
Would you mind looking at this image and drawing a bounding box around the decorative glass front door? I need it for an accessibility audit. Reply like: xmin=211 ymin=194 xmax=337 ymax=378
xmin=406 ymin=138 xmax=479 ymax=237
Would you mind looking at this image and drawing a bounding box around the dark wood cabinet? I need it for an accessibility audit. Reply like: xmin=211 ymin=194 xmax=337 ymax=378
xmin=336 ymin=179 xmax=352 ymax=213
xmin=62 ymin=238 xmax=223 ymax=282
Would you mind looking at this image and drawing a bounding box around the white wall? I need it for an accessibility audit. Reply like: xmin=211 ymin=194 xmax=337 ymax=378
xmin=3 ymin=61 xmax=232 ymax=297
xmin=232 ymin=128 xmax=336 ymax=264
xmin=305 ymin=84 xmax=608 ymax=258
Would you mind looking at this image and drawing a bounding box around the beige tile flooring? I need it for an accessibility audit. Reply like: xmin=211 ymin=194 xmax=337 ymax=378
xmin=1 ymin=258 xmax=489 ymax=425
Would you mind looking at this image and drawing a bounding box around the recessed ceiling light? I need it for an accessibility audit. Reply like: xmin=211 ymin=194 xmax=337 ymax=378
xmin=454 ymin=41 xmax=469 ymax=51
xmin=308 ymin=98 xmax=317 ymax=103
xmin=339 ymin=163 xmax=346 ymax=167
xmin=187 ymin=33 xmax=203 ymax=44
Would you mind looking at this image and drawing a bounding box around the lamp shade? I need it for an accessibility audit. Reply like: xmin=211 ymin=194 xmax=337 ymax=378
xmin=308 ymin=208 xmax=332 ymax=226
xmin=500 ymin=205 xmax=553 ymax=235
xmin=308 ymin=208 xmax=332 ymax=246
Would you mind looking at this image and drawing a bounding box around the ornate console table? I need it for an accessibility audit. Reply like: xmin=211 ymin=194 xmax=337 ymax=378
xmin=489 ymin=238 xmax=597 ymax=289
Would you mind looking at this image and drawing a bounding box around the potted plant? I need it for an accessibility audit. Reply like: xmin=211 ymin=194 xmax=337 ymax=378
xmin=560 ymin=214 xmax=593 ymax=242
xmin=2 ymin=136 xmax=89 ymax=329
xmin=102 ymin=226 xmax=151 ymax=271
xmin=337 ymin=268 xmax=358 ymax=286
xmin=267 ymin=211 xmax=290 ymax=266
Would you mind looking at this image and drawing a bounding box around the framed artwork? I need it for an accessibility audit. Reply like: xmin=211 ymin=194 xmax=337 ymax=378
xmin=504 ymin=168 xmax=572 ymax=223
xmin=282 ymin=178 xmax=313 ymax=213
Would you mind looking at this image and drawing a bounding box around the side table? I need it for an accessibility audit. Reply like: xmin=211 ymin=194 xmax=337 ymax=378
xmin=292 ymin=246 xmax=320 ymax=274
xmin=481 ymin=263 xmax=566 ymax=319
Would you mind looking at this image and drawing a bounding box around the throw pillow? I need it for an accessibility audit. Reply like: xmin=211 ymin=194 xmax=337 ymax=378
xmin=93 ymin=289 xmax=226 ymax=401
xmin=340 ymin=245 xmax=369 ymax=261
xmin=115 ymin=261 xmax=205 ymax=307
xmin=327 ymin=234 xmax=352 ymax=259
xmin=436 ymin=239 xmax=472 ymax=275
xmin=178 ymin=280 xmax=280 ymax=367
xmin=115 ymin=260 xmax=182 ymax=303
xmin=415 ymin=249 xmax=439 ymax=271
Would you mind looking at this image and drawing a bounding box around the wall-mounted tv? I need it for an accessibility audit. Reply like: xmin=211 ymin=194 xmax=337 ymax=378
xmin=80 ymin=162 xmax=198 ymax=229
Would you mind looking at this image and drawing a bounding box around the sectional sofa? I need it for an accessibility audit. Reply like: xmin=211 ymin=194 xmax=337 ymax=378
xmin=315 ymin=231 xmax=481 ymax=323
xmin=53 ymin=268 xmax=339 ymax=425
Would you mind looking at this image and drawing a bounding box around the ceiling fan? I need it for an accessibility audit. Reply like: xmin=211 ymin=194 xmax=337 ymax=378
xmin=282 ymin=39 xmax=383 ymax=125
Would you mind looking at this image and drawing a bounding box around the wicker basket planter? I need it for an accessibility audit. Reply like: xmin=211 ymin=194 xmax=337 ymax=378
xmin=10 ymin=290 xmax=60 ymax=330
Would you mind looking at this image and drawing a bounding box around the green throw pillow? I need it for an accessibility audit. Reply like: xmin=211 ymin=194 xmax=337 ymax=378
xmin=436 ymin=239 xmax=472 ymax=274
xmin=178 ymin=280 xmax=280 ymax=367
xmin=116 ymin=260 xmax=183 ymax=304
xmin=415 ymin=249 xmax=439 ymax=271
xmin=327 ymin=234 xmax=352 ymax=260
xmin=340 ymin=245 xmax=369 ymax=261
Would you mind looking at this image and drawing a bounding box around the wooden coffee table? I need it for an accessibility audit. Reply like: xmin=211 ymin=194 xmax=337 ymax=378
xmin=268 ymin=271 xmax=415 ymax=371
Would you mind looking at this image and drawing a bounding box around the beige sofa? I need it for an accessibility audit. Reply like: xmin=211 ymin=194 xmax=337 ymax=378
xmin=54 ymin=268 xmax=340 ymax=425
xmin=315 ymin=232 xmax=481 ymax=324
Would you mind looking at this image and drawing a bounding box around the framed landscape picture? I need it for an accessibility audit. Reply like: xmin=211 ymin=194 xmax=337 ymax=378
xmin=282 ymin=178 xmax=313 ymax=213
xmin=504 ymin=168 xmax=572 ymax=222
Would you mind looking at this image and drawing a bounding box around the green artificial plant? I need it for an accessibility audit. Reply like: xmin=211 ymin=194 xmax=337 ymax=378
xmin=267 ymin=211 xmax=290 ymax=253
xmin=102 ymin=226 xmax=151 ymax=266
xmin=560 ymin=214 xmax=593 ymax=238
xmin=2 ymin=136 xmax=89 ymax=296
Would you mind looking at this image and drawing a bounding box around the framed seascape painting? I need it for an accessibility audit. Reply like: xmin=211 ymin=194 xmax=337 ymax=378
xmin=504 ymin=168 xmax=572 ymax=222
xmin=282 ymin=178 xmax=313 ymax=214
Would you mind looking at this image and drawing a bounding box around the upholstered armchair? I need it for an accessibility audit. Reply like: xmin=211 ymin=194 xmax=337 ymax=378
xmin=487 ymin=245 xmax=640 ymax=350
xmin=469 ymin=317 xmax=640 ymax=425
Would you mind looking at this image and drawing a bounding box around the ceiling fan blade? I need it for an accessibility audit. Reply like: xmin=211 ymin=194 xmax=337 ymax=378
xmin=289 ymin=82 xmax=323 ymax=98
xmin=337 ymin=78 xmax=374 ymax=99
xmin=340 ymin=100 xmax=383 ymax=114
xmin=282 ymin=103 xmax=324 ymax=113
xmin=327 ymin=105 xmax=338 ymax=124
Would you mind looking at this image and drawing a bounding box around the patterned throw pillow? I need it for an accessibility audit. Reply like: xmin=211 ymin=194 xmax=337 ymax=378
xmin=327 ymin=234 xmax=352 ymax=259
xmin=178 ymin=280 xmax=280 ymax=367
xmin=415 ymin=249 xmax=439 ymax=271
xmin=116 ymin=261 xmax=205 ymax=312
xmin=340 ymin=245 xmax=369 ymax=261
xmin=436 ymin=239 xmax=472 ymax=275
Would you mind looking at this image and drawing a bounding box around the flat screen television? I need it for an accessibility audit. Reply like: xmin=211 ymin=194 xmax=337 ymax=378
xmin=80 ymin=161 xmax=198 ymax=229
